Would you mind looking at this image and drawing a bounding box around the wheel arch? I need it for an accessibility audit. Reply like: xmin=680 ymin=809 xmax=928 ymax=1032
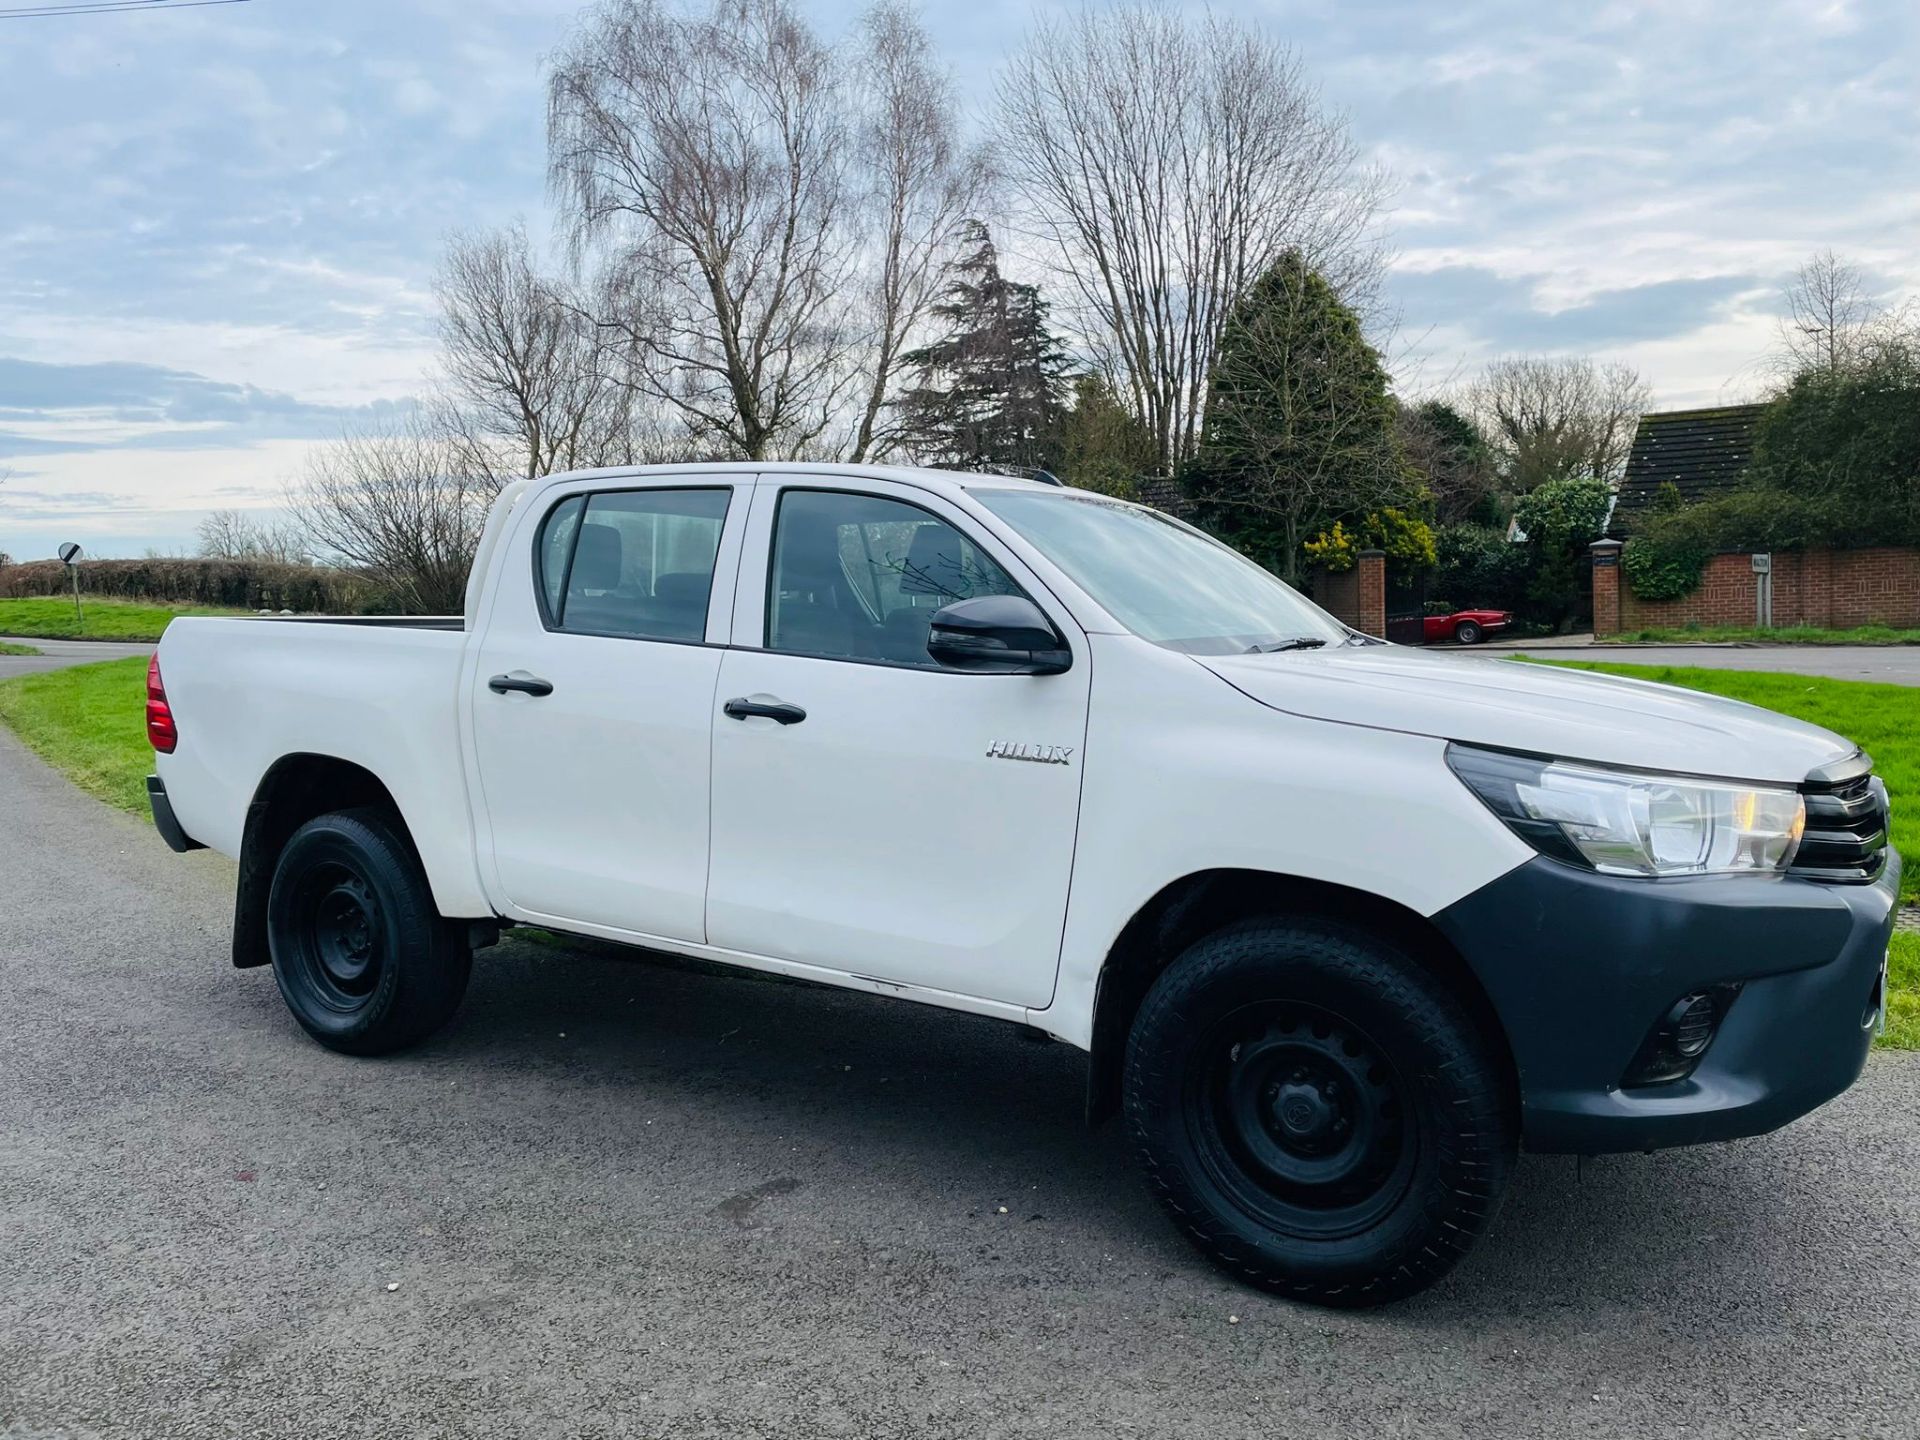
xmin=231 ymin=753 xmax=415 ymax=968
xmin=1082 ymin=868 xmax=1517 ymax=1128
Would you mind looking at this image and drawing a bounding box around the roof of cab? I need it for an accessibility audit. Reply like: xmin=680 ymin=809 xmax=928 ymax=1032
xmin=529 ymin=460 xmax=1067 ymax=498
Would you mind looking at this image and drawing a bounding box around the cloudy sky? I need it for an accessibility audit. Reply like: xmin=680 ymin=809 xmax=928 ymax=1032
xmin=1 ymin=0 xmax=1914 ymax=557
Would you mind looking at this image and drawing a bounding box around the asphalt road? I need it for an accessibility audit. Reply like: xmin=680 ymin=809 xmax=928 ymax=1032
xmin=4 ymin=730 xmax=1920 ymax=1439
xmin=1466 ymin=641 xmax=1920 ymax=685
xmin=0 ymin=636 xmax=154 ymax=679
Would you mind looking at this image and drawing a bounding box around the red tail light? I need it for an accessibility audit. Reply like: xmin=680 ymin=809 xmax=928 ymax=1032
xmin=146 ymin=654 xmax=177 ymax=753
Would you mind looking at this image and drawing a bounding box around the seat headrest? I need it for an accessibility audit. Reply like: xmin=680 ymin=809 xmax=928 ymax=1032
xmin=570 ymin=522 xmax=624 ymax=592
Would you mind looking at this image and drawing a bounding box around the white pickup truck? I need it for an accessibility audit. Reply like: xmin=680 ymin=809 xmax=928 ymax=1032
xmin=148 ymin=462 xmax=1899 ymax=1306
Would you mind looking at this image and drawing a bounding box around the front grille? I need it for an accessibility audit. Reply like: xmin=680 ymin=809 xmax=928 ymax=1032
xmin=1792 ymin=767 xmax=1889 ymax=883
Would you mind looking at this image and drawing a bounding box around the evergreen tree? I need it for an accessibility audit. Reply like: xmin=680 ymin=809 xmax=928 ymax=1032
xmin=1187 ymin=251 xmax=1409 ymax=581
xmin=1059 ymin=374 xmax=1158 ymax=498
xmin=896 ymin=220 xmax=1071 ymax=472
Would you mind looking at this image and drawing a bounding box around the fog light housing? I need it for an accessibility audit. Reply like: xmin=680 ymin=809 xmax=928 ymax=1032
xmin=1622 ymin=985 xmax=1742 ymax=1088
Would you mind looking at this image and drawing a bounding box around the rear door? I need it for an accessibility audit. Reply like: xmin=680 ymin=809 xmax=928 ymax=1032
xmin=704 ymin=477 xmax=1091 ymax=1008
xmin=465 ymin=475 xmax=752 ymax=941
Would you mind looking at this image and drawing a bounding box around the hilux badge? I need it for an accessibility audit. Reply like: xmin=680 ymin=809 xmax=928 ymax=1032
xmin=986 ymin=740 xmax=1074 ymax=765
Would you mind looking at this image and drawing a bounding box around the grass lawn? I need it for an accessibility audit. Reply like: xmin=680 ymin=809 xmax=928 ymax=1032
xmin=0 ymin=655 xmax=151 ymax=813
xmin=1888 ymin=933 xmax=1920 ymax=1050
xmin=0 ymin=596 xmax=242 ymax=642
xmin=0 ymin=640 xmax=41 ymax=656
xmin=1605 ymin=623 xmax=1920 ymax=645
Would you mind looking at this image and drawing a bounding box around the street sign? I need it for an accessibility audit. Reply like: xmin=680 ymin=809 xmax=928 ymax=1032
xmin=56 ymin=542 xmax=83 ymax=625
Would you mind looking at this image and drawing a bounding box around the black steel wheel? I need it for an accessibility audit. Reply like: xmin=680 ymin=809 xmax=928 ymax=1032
xmin=1124 ymin=916 xmax=1514 ymax=1307
xmin=267 ymin=808 xmax=470 ymax=1055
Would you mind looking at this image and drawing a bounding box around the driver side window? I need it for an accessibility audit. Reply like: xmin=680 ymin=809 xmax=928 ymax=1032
xmin=767 ymin=489 xmax=1025 ymax=667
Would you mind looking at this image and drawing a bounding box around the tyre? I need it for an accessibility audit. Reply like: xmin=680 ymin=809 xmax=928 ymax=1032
xmin=267 ymin=808 xmax=471 ymax=1056
xmin=1123 ymin=917 xmax=1514 ymax=1307
xmin=1453 ymin=620 xmax=1484 ymax=645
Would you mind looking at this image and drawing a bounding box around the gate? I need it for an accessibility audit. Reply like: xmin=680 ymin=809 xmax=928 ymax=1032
xmin=1384 ymin=567 xmax=1427 ymax=645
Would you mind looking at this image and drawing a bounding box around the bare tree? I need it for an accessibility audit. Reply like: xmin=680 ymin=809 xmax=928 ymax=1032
xmin=196 ymin=509 xmax=309 ymax=564
xmin=995 ymin=5 xmax=1388 ymax=472
xmin=1469 ymin=356 xmax=1651 ymax=493
xmin=288 ymin=417 xmax=484 ymax=615
xmin=1780 ymin=249 xmax=1873 ymax=376
xmin=548 ymin=0 xmax=857 ymax=460
xmin=844 ymin=3 xmax=988 ymax=461
xmin=1775 ymin=248 xmax=1913 ymax=377
xmin=435 ymin=223 xmax=635 ymax=487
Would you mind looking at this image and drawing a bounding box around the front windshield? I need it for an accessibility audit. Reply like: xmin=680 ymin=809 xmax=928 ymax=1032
xmin=976 ymin=489 xmax=1351 ymax=655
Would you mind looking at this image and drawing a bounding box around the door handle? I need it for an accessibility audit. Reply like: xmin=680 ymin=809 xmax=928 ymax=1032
xmin=489 ymin=673 xmax=554 ymax=697
xmin=723 ymin=695 xmax=806 ymax=725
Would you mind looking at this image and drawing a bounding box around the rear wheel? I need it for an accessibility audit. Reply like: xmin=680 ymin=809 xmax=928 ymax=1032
xmin=1123 ymin=917 xmax=1514 ymax=1307
xmin=267 ymin=808 xmax=471 ymax=1055
xmin=1453 ymin=619 xmax=1484 ymax=645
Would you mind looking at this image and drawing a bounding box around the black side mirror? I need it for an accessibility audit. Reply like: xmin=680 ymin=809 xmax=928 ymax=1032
xmin=926 ymin=595 xmax=1071 ymax=675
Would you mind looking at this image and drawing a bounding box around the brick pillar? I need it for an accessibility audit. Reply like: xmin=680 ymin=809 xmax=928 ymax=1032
xmin=1590 ymin=539 xmax=1623 ymax=637
xmin=1355 ymin=549 xmax=1386 ymax=639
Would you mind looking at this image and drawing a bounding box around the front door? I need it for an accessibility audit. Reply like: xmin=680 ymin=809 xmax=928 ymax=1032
xmin=467 ymin=478 xmax=748 ymax=942
xmin=705 ymin=482 xmax=1090 ymax=1009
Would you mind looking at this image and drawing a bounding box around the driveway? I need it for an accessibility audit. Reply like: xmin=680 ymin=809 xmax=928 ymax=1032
xmin=3 ymin=728 xmax=1918 ymax=1438
xmin=0 ymin=636 xmax=153 ymax=679
xmin=1465 ymin=640 xmax=1920 ymax=686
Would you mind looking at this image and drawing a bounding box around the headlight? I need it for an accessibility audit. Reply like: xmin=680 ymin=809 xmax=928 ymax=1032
xmin=1447 ymin=745 xmax=1806 ymax=877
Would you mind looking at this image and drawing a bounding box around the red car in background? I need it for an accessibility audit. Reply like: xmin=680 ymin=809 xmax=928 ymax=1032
xmin=1423 ymin=608 xmax=1511 ymax=645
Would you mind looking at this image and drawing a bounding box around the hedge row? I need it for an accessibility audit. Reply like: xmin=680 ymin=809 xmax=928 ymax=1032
xmin=0 ymin=557 xmax=387 ymax=613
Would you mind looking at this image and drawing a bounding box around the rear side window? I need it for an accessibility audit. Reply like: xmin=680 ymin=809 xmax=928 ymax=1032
xmin=536 ymin=487 xmax=732 ymax=641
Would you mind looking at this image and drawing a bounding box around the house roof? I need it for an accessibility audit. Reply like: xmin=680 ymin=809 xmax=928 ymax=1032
xmin=1609 ymin=403 xmax=1766 ymax=536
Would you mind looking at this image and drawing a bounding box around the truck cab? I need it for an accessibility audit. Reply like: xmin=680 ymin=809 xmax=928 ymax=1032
xmin=148 ymin=463 xmax=1901 ymax=1307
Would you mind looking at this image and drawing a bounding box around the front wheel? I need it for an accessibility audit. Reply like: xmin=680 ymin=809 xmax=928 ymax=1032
xmin=1453 ymin=619 xmax=1484 ymax=645
xmin=1123 ymin=917 xmax=1514 ymax=1307
xmin=267 ymin=808 xmax=471 ymax=1055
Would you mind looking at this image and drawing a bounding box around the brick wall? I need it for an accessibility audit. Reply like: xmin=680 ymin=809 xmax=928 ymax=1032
xmin=1311 ymin=550 xmax=1387 ymax=637
xmin=1597 ymin=545 xmax=1920 ymax=634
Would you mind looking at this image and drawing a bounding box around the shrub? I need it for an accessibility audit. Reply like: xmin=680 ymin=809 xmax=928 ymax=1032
xmin=1431 ymin=523 xmax=1530 ymax=613
xmin=0 ymin=557 xmax=387 ymax=612
xmin=1621 ymin=530 xmax=1710 ymax=601
xmin=1513 ymin=477 xmax=1611 ymax=628
xmin=1301 ymin=507 xmax=1437 ymax=573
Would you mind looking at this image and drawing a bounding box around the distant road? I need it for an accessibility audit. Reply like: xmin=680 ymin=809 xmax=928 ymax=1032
xmin=1465 ymin=641 xmax=1920 ymax=686
xmin=0 ymin=637 xmax=153 ymax=680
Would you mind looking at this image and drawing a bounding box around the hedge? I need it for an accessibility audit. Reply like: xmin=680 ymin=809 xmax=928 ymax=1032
xmin=0 ymin=557 xmax=385 ymax=613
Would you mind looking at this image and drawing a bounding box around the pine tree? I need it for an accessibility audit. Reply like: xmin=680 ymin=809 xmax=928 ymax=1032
xmin=897 ymin=220 xmax=1070 ymax=472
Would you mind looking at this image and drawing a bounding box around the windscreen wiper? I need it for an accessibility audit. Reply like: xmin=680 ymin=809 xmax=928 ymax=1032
xmin=1246 ymin=637 xmax=1329 ymax=653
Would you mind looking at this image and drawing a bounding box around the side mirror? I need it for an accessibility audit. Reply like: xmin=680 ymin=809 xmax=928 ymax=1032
xmin=926 ymin=595 xmax=1071 ymax=675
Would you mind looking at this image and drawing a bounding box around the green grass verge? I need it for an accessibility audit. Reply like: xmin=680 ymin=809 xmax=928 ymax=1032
xmin=1605 ymin=623 xmax=1920 ymax=645
xmin=0 ymin=596 xmax=241 ymax=642
xmin=1887 ymin=932 xmax=1920 ymax=1050
xmin=0 ymin=656 xmax=152 ymax=813
xmin=0 ymin=640 xmax=41 ymax=656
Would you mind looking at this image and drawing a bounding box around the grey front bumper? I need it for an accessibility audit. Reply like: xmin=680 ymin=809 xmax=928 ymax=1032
xmin=1434 ymin=852 xmax=1900 ymax=1155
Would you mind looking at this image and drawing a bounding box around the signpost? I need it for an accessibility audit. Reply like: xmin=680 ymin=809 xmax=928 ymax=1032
xmin=57 ymin=542 xmax=83 ymax=629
